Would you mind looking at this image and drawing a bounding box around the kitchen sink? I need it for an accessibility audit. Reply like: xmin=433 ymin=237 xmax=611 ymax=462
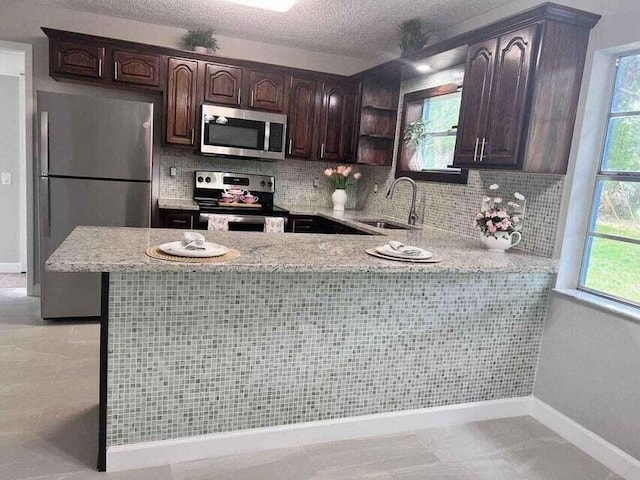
xmin=355 ymin=219 xmax=420 ymax=230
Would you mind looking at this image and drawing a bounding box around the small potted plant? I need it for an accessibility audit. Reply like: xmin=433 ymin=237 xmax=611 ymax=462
xmin=183 ymin=28 xmax=220 ymax=54
xmin=399 ymin=19 xmax=430 ymax=57
xmin=475 ymin=184 xmax=526 ymax=252
xmin=323 ymin=166 xmax=362 ymax=211
xmin=404 ymin=118 xmax=431 ymax=169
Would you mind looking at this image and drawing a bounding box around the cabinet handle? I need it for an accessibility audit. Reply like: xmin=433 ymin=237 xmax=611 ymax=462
xmin=288 ymin=138 xmax=293 ymax=155
xmin=321 ymin=143 xmax=325 ymax=158
xmin=114 ymin=61 xmax=119 ymax=80
xmin=473 ymin=138 xmax=479 ymax=162
xmin=191 ymin=128 xmax=195 ymax=145
xmin=479 ymin=138 xmax=486 ymax=162
xmin=98 ymin=58 xmax=103 ymax=78
xmin=250 ymin=90 xmax=255 ymax=107
xmin=237 ymin=88 xmax=241 ymax=105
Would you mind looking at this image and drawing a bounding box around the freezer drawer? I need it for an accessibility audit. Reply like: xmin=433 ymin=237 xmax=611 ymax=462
xmin=38 ymin=92 xmax=153 ymax=181
xmin=40 ymin=176 xmax=151 ymax=319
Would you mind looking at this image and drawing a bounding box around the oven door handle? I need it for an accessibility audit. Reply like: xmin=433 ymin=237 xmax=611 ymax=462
xmin=200 ymin=214 xmax=288 ymax=225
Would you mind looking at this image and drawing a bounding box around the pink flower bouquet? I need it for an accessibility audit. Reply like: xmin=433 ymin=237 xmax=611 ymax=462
xmin=323 ymin=165 xmax=362 ymax=190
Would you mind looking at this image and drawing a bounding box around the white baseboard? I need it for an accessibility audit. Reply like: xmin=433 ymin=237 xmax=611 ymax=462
xmin=529 ymin=398 xmax=640 ymax=480
xmin=106 ymin=396 xmax=640 ymax=478
xmin=106 ymin=396 xmax=531 ymax=472
xmin=0 ymin=263 xmax=22 ymax=273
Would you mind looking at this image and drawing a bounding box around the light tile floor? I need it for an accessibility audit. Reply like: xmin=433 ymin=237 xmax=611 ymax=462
xmin=0 ymin=288 xmax=623 ymax=479
xmin=0 ymin=274 xmax=27 ymax=288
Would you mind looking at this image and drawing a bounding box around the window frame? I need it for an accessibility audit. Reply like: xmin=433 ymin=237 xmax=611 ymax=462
xmin=395 ymin=83 xmax=468 ymax=184
xmin=578 ymin=52 xmax=640 ymax=308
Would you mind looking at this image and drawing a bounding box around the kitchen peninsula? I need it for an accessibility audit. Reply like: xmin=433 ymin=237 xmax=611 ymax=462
xmin=46 ymin=215 xmax=557 ymax=472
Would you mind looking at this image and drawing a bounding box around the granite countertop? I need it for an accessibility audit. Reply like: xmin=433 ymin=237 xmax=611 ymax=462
xmin=157 ymin=198 xmax=199 ymax=211
xmin=46 ymin=209 xmax=558 ymax=274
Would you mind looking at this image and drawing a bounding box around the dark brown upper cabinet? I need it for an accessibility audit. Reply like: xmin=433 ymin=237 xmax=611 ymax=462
xmin=317 ymin=82 xmax=357 ymax=162
xmin=482 ymin=27 xmax=537 ymax=166
xmin=287 ymin=77 xmax=318 ymax=159
xmin=248 ymin=71 xmax=286 ymax=112
xmin=453 ymin=38 xmax=497 ymax=166
xmin=52 ymin=41 xmax=105 ymax=79
xmin=204 ymin=63 xmax=243 ymax=106
xmin=165 ymin=57 xmax=198 ymax=146
xmin=113 ymin=50 xmax=160 ymax=87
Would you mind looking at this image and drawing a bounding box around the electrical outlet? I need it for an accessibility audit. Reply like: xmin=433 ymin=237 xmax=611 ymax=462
xmin=313 ymin=177 xmax=319 ymax=188
xmin=1 ymin=172 xmax=11 ymax=185
xmin=170 ymin=167 xmax=177 ymax=177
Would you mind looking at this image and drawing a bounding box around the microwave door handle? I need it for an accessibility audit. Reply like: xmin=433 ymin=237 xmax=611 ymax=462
xmin=264 ymin=122 xmax=271 ymax=152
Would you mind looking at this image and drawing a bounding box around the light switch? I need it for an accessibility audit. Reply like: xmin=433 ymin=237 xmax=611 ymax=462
xmin=170 ymin=167 xmax=177 ymax=177
xmin=1 ymin=173 xmax=11 ymax=185
xmin=374 ymin=183 xmax=378 ymax=193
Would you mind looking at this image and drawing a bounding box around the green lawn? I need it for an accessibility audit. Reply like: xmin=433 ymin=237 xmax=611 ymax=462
xmin=583 ymin=223 xmax=640 ymax=305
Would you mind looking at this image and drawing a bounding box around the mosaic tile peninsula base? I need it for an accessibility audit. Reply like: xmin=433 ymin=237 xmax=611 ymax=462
xmin=106 ymin=271 xmax=552 ymax=447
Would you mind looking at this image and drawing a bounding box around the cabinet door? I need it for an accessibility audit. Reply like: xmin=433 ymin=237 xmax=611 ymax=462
xmin=342 ymin=84 xmax=360 ymax=161
xmin=161 ymin=210 xmax=196 ymax=229
xmin=249 ymin=71 xmax=286 ymax=112
xmin=52 ymin=41 xmax=105 ymax=79
xmin=482 ymin=26 xmax=538 ymax=167
xmin=287 ymin=77 xmax=317 ymax=159
xmin=318 ymin=82 xmax=350 ymax=161
xmin=204 ymin=63 xmax=243 ymax=105
xmin=113 ymin=50 xmax=160 ymax=87
xmin=165 ymin=57 xmax=198 ymax=146
xmin=453 ymin=38 xmax=497 ymax=166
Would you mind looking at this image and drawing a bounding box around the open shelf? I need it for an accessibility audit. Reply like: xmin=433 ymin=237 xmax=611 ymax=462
xmin=361 ymin=105 xmax=397 ymax=113
xmin=360 ymin=133 xmax=395 ymax=140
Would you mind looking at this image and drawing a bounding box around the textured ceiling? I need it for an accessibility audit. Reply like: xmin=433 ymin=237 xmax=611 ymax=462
xmin=26 ymin=0 xmax=516 ymax=58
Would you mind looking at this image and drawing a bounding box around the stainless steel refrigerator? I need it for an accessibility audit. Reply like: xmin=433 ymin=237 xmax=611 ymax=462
xmin=38 ymin=92 xmax=153 ymax=320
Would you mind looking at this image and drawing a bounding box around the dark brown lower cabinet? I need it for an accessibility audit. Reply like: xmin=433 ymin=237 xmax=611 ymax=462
xmin=160 ymin=210 xmax=199 ymax=229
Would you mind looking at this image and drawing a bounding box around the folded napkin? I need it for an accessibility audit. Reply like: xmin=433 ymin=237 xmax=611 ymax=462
xmin=376 ymin=241 xmax=432 ymax=259
xmin=182 ymin=232 xmax=206 ymax=250
xmin=264 ymin=217 xmax=285 ymax=233
xmin=204 ymin=214 xmax=231 ymax=231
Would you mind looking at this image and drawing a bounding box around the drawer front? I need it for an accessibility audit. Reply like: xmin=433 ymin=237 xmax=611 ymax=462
xmin=162 ymin=210 xmax=196 ymax=229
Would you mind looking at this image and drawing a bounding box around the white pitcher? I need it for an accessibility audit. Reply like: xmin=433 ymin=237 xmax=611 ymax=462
xmin=481 ymin=231 xmax=522 ymax=253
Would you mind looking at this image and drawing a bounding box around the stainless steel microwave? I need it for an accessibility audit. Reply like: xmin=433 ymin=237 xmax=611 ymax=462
xmin=200 ymin=105 xmax=287 ymax=160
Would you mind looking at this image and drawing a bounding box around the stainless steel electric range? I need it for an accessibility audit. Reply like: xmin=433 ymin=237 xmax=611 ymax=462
xmin=194 ymin=171 xmax=289 ymax=231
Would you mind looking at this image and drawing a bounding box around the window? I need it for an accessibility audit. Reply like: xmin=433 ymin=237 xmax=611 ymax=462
xmin=396 ymin=84 xmax=467 ymax=184
xmin=580 ymin=53 xmax=640 ymax=307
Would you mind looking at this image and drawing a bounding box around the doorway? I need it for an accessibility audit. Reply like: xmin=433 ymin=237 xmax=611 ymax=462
xmin=0 ymin=41 xmax=33 ymax=295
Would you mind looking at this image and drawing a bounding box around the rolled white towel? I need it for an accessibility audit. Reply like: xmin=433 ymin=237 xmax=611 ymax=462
xmin=204 ymin=214 xmax=231 ymax=231
xmin=182 ymin=232 xmax=206 ymax=250
xmin=264 ymin=217 xmax=285 ymax=233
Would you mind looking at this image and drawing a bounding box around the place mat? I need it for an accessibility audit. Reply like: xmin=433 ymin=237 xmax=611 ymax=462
xmin=146 ymin=246 xmax=240 ymax=263
xmin=365 ymin=248 xmax=443 ymax=264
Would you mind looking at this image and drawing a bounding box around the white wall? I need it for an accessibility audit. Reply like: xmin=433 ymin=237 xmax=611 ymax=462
xmin=0 ymin=73 xmax=23 ymax=269
xmin=439 ymin=0 xmax=640 ymax=462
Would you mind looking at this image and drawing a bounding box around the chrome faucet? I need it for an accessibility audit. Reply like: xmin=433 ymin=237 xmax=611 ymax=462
xmin=386 ymin=177 xmax=419 ymax=226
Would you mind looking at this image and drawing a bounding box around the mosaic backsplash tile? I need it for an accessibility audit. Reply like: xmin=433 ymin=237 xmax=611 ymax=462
xmin=107 ymin=270 xmax=553 ymax=446
xmin=157 ymin=147 xmax=357 ymax=210
xmin=356 ymin=66 xmax=565 ymax=258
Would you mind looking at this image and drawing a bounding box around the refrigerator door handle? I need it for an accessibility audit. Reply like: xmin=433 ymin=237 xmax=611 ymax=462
xmin=40 ymin=111 xmax=49 ymax=176
xmin=40 ymin=177 xmax=51 ymax=238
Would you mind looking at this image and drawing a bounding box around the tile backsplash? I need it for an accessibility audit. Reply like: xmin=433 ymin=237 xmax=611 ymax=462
xmin=157 ymin=148 xmax=357 ymax=210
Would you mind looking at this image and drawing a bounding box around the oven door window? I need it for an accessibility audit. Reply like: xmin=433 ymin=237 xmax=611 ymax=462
xmin=204 ymin=118 xmax=265 ymax=151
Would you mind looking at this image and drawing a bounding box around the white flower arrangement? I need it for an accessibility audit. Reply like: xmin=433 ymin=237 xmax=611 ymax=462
xmin=475 ymin=185 xmax=527 ymax=237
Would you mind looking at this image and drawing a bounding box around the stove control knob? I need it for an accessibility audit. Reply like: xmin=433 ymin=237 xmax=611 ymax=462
xmin=260 ymin=181 xmax=266 ymax=187
xmin=205 ymin=176 xmax=211 ymax=183
xmin=197 ymin=176 xmax=204 ymax=183
xmin=267 ymin=181 xmax=273 ymax=187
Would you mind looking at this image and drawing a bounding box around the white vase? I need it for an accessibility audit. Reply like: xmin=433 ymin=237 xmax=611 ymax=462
xmin=332 ymin=189 xmax=347 ymax=211
xmin=481 ymin=231 xmax=522 ymax=253
xmin=193 ymin=46 xmax=208 ymax=53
